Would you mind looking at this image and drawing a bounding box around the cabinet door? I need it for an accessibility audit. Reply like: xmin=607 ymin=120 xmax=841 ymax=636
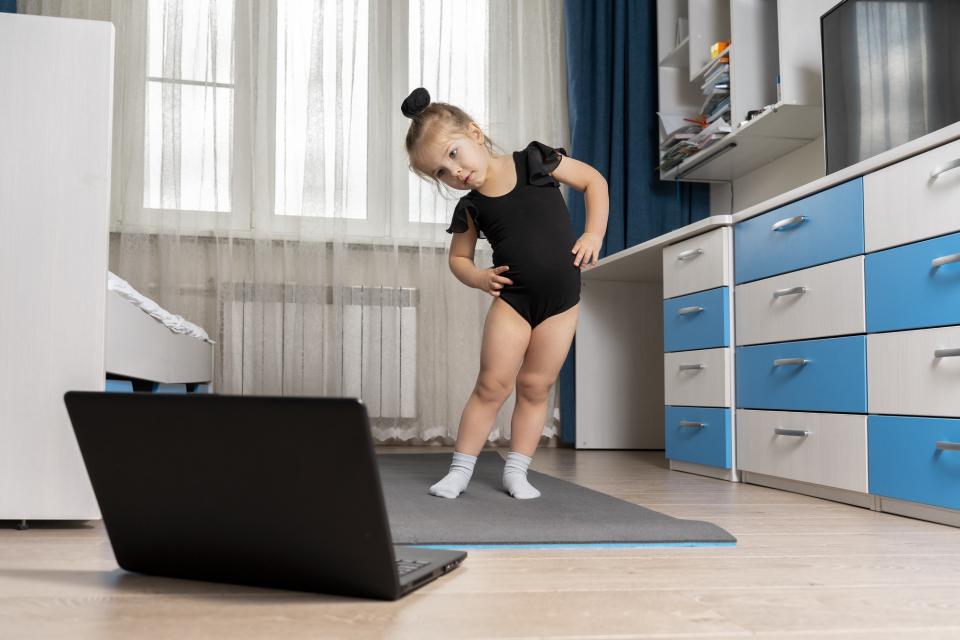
xmin=869 ymin=415 xmax=960 ymax=511
xmin=734 ymin=178 xmax=864 ymax=284
xmin=736 ymin=336 xmax=867 ymax=413
xmin=865 ymin=231 xmax=960 ymax=333
xmin=663 ymin=287 xmax=730 ymax=352
xmin=735 ymin=256 xmax=865 ymax=346
xmin=868 ymin=326 xmax=960 ymax=418
xmin=664 ymin=406 xmax=732 ymax=469
xmin=664 ymin=348 xmax=732 ymax=408
xmin=864 ymin=137 xmax=960 ymax=252
xmin=662 ymin=227 xmax=731 ymax=299
xmin=737 ymin=409 xmax=868 ymax=493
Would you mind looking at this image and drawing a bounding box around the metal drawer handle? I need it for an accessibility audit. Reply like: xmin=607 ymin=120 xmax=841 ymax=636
xmin=677 ymin=306 xmax=704 ymax=316
xmin=773 ymin=358 xmax=809 ymax=367
xmin=934 ymin=348 xmax=960 ymax=358
xmin=929 ymin=158 xmax=960 ymax=181
xmin=775 ymin=428 xmax=810 ymax=437
xmin=679 ymin=420 xmax=706 ymax=428
xmin=771 ymin=215 xmax=808 ymax=232
xmin=773 ymin=286 xmax=808 ymax=299
xmin=676 ymin=248 xmax=703 ymax=261
xmin=678 ymin=363 xmax=705 ymax=371
xmin=936 ymin=441 xmax=960 ymax=451
xmin=931 ymin=253 xmax=960 ymax=268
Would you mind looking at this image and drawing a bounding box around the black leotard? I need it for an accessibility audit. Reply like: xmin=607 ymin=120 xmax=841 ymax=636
xmin=446 ymin=141 xmax=581 ymax=328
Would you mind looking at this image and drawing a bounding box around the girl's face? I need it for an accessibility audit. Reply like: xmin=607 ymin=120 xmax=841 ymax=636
xmin=421 ymin=122 xmax=489 ymax=191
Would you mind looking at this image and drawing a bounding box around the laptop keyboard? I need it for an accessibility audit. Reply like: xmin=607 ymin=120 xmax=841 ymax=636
xmin=395 ymin=558 xmax=430 ymax=577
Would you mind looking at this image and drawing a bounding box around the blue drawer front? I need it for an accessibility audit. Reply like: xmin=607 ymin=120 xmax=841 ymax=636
xmin=663 ymin=287 xmax=730 ymax=352
xmin=665 ymin=406 xmax=732 ymax=469
xmin=735 ymin=178 xmax=864 ymax=284
xmin=866 ymin=231 xmax=960 ymax=332
xmin=869 ymin=415 xmax=960 ymax=511
xmin=736 ymin=336 xmax=867 ymax=412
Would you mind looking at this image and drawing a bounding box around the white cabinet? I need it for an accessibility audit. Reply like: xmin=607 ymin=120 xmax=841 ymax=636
xmin=735 ymin=256 xmax=865 ymax=345
xmin=656 ymin=0 xmax=835 ymax=181
xmin=864 ymin=137 xmax=960 ymax=252
xmin=662 ymin=226 xmax=731 ymax=299
xmin=0 ymin=14 xmax=114 ymax=520
xmin=737 ymin=410 xmax=868 ymax=493
xmin=868 ymin=327 xmax=960 ymax=418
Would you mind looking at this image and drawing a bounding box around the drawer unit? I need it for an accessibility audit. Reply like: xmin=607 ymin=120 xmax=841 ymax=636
xmin=865 ymin=230 xmax=960 ymax=333
xmin=664 ymin=406 xmax=732 ymax=469
xmin=662 ymin=226 xmax=731 ymax=299
xmin=734 ymin=178 xmax=864 ymax=284
xmin=736 ymin=336 xmax=867 ymax=413
xmin=864 ymin=136 xmax=960 ymax=252
xmin=664 ymin=348 xmax=731 ymax=408
xmin=869 ymin=415 xmax=960 ymax=511
xmin=735 ymin=256 xmax=865 ymax=346
xmin=737 ymin=409 xmax=868 ymax=493
xmin=663 ymin=287 xmax=730 ymax=352
xmin=868 ymin=326 xmax=960 ymax=417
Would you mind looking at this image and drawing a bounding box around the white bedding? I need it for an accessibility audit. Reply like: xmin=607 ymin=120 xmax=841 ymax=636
xmin=107 ymin=272 xmax=213 ymax=344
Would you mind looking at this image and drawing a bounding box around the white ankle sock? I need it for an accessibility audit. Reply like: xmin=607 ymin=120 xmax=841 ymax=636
xmin=429 ymin=451 xmax=477 ymax=499
xmin=502 ymin=451 xmax=540 ymax=499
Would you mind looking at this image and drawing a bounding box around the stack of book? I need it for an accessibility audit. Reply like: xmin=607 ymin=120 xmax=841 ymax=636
xmin=699 ymin=47 xmax=730 ymax=125
xmin=657 ymin=118 xmax=731 ymax=173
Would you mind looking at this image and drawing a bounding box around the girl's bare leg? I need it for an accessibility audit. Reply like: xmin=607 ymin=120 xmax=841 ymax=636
xmin=454 ymin=298 xmax=532 ymax=455
xmin=429 ymin=298 xmax=530 ymax=498
xmin=511 ymin=303 xmax=579 ymax=456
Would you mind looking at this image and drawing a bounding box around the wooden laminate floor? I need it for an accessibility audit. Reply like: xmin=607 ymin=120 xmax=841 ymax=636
xmin=3 ymin=448 xmax=960 ymax=639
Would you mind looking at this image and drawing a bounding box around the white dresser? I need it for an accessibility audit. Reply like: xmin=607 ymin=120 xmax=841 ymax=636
xmin=660 ymin=227 xmax=738 ymax=481
xmin=730 ymin=128 xmax=960 ymax=527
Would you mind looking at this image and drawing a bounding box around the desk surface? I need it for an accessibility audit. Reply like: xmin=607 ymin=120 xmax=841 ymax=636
xmin=581 ymin=215 xmax=733 ymax=284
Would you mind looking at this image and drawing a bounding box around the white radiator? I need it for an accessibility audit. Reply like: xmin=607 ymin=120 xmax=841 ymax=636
xmin=342 ymin=286 xmax=418 ymax=419
xmin=224 ymin=284 xmax=417 ymax=417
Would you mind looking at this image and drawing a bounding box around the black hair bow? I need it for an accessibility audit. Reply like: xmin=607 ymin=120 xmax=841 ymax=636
xmin=401 ymin=87 xmax=431 ymax=118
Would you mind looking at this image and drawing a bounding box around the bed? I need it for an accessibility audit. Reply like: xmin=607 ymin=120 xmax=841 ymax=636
xmin=105 ymin=272 xmax=214 ymax=389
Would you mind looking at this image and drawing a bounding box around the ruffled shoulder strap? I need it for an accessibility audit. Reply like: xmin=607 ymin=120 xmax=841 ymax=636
xmin=445 ymin=196 xmax=485 ymax=239
xmin=524 ymin=140 xmax=568 ymax=187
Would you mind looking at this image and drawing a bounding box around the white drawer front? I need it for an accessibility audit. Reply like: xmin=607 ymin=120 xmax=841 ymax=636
xmin=664 ymin=347 xmax=731 ymax=408
xmin=735 ymin=256 xmax=865 ymax=346
xmin=864 ymin=137 xmax=960 ymax=252
xmin=736 ymin=409 xmax=868 ymax=493
xmin=662 ymin=227 xmax=731 ymax=299
xmin=868 ymin=326 xmax=960 ymax=417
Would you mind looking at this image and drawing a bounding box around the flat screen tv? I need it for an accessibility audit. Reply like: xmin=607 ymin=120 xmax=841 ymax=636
xmin=821 ymin=0 xmax=960 ymax=174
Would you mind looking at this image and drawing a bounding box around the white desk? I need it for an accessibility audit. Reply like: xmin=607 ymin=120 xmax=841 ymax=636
xmin=574 ymin=215 xmax=733 ymax=449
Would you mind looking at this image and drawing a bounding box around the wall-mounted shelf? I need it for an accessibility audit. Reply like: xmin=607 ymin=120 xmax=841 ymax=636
xmin=659 ymin=36 xmax=689 ymax=68
xmin=657 ymin=0 xmax=828 ymax=184
xmin=659 ymin=103 xmax=822 ymax=182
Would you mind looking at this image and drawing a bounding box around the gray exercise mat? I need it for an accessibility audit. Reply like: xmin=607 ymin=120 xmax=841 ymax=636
xmin=377 ymin=452 xmax=736 ymax=546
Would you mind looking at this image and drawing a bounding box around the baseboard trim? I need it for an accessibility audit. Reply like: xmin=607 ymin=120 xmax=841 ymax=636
xmin=878 ymin=497 xmax=960 ymax=529
xmin=740 ymin=471 xmax=878 ymax=510
xmin=670 ymin=459 xmax=738 ymax=482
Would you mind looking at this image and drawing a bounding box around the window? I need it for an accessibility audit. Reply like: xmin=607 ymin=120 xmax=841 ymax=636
xmin=136 ymin=0 xmax=488 ymax=237
xmin=274 ymin=0 xmax=369 ymax=219
xmin=407 ymin=0 xmax=488 ymax=225
xmin=144 ymin=0 xmax=235 ymax=213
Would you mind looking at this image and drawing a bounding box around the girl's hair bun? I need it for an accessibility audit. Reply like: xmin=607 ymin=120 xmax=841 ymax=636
xmin=401 ymin=87 xmax=431 ymax=119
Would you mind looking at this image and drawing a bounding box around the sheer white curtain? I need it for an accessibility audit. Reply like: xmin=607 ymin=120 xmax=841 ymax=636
xmin=22 ymin=0 xmax=569 ymax=444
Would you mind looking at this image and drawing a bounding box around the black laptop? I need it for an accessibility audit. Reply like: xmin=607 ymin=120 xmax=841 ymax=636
xmin=63 ymin=392 xmax=466 ymax=600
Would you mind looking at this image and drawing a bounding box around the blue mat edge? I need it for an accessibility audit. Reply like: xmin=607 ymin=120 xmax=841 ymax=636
xmin=414 ymin=542 xmax=738 ymax=550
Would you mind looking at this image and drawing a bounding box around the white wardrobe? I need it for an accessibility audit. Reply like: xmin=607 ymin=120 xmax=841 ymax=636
xmin=0 ymin=13 xmax=114 ymax=520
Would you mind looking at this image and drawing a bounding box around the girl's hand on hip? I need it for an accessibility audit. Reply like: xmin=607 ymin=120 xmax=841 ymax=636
xmin=572 ymin=232 xmax=602 ymax=268
xmin=476 ymin=265 xmax=513 ymax=297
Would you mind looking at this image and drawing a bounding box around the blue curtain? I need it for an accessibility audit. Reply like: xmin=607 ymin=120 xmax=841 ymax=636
xmin=559 ymin=0 xmax=710 ymax=445
xmin=0 ymin=1 xmax=16 ymax=13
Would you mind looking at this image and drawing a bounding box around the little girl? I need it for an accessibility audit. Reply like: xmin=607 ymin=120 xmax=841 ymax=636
xmin=402 ymin=87 xmax=609 ymax=499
